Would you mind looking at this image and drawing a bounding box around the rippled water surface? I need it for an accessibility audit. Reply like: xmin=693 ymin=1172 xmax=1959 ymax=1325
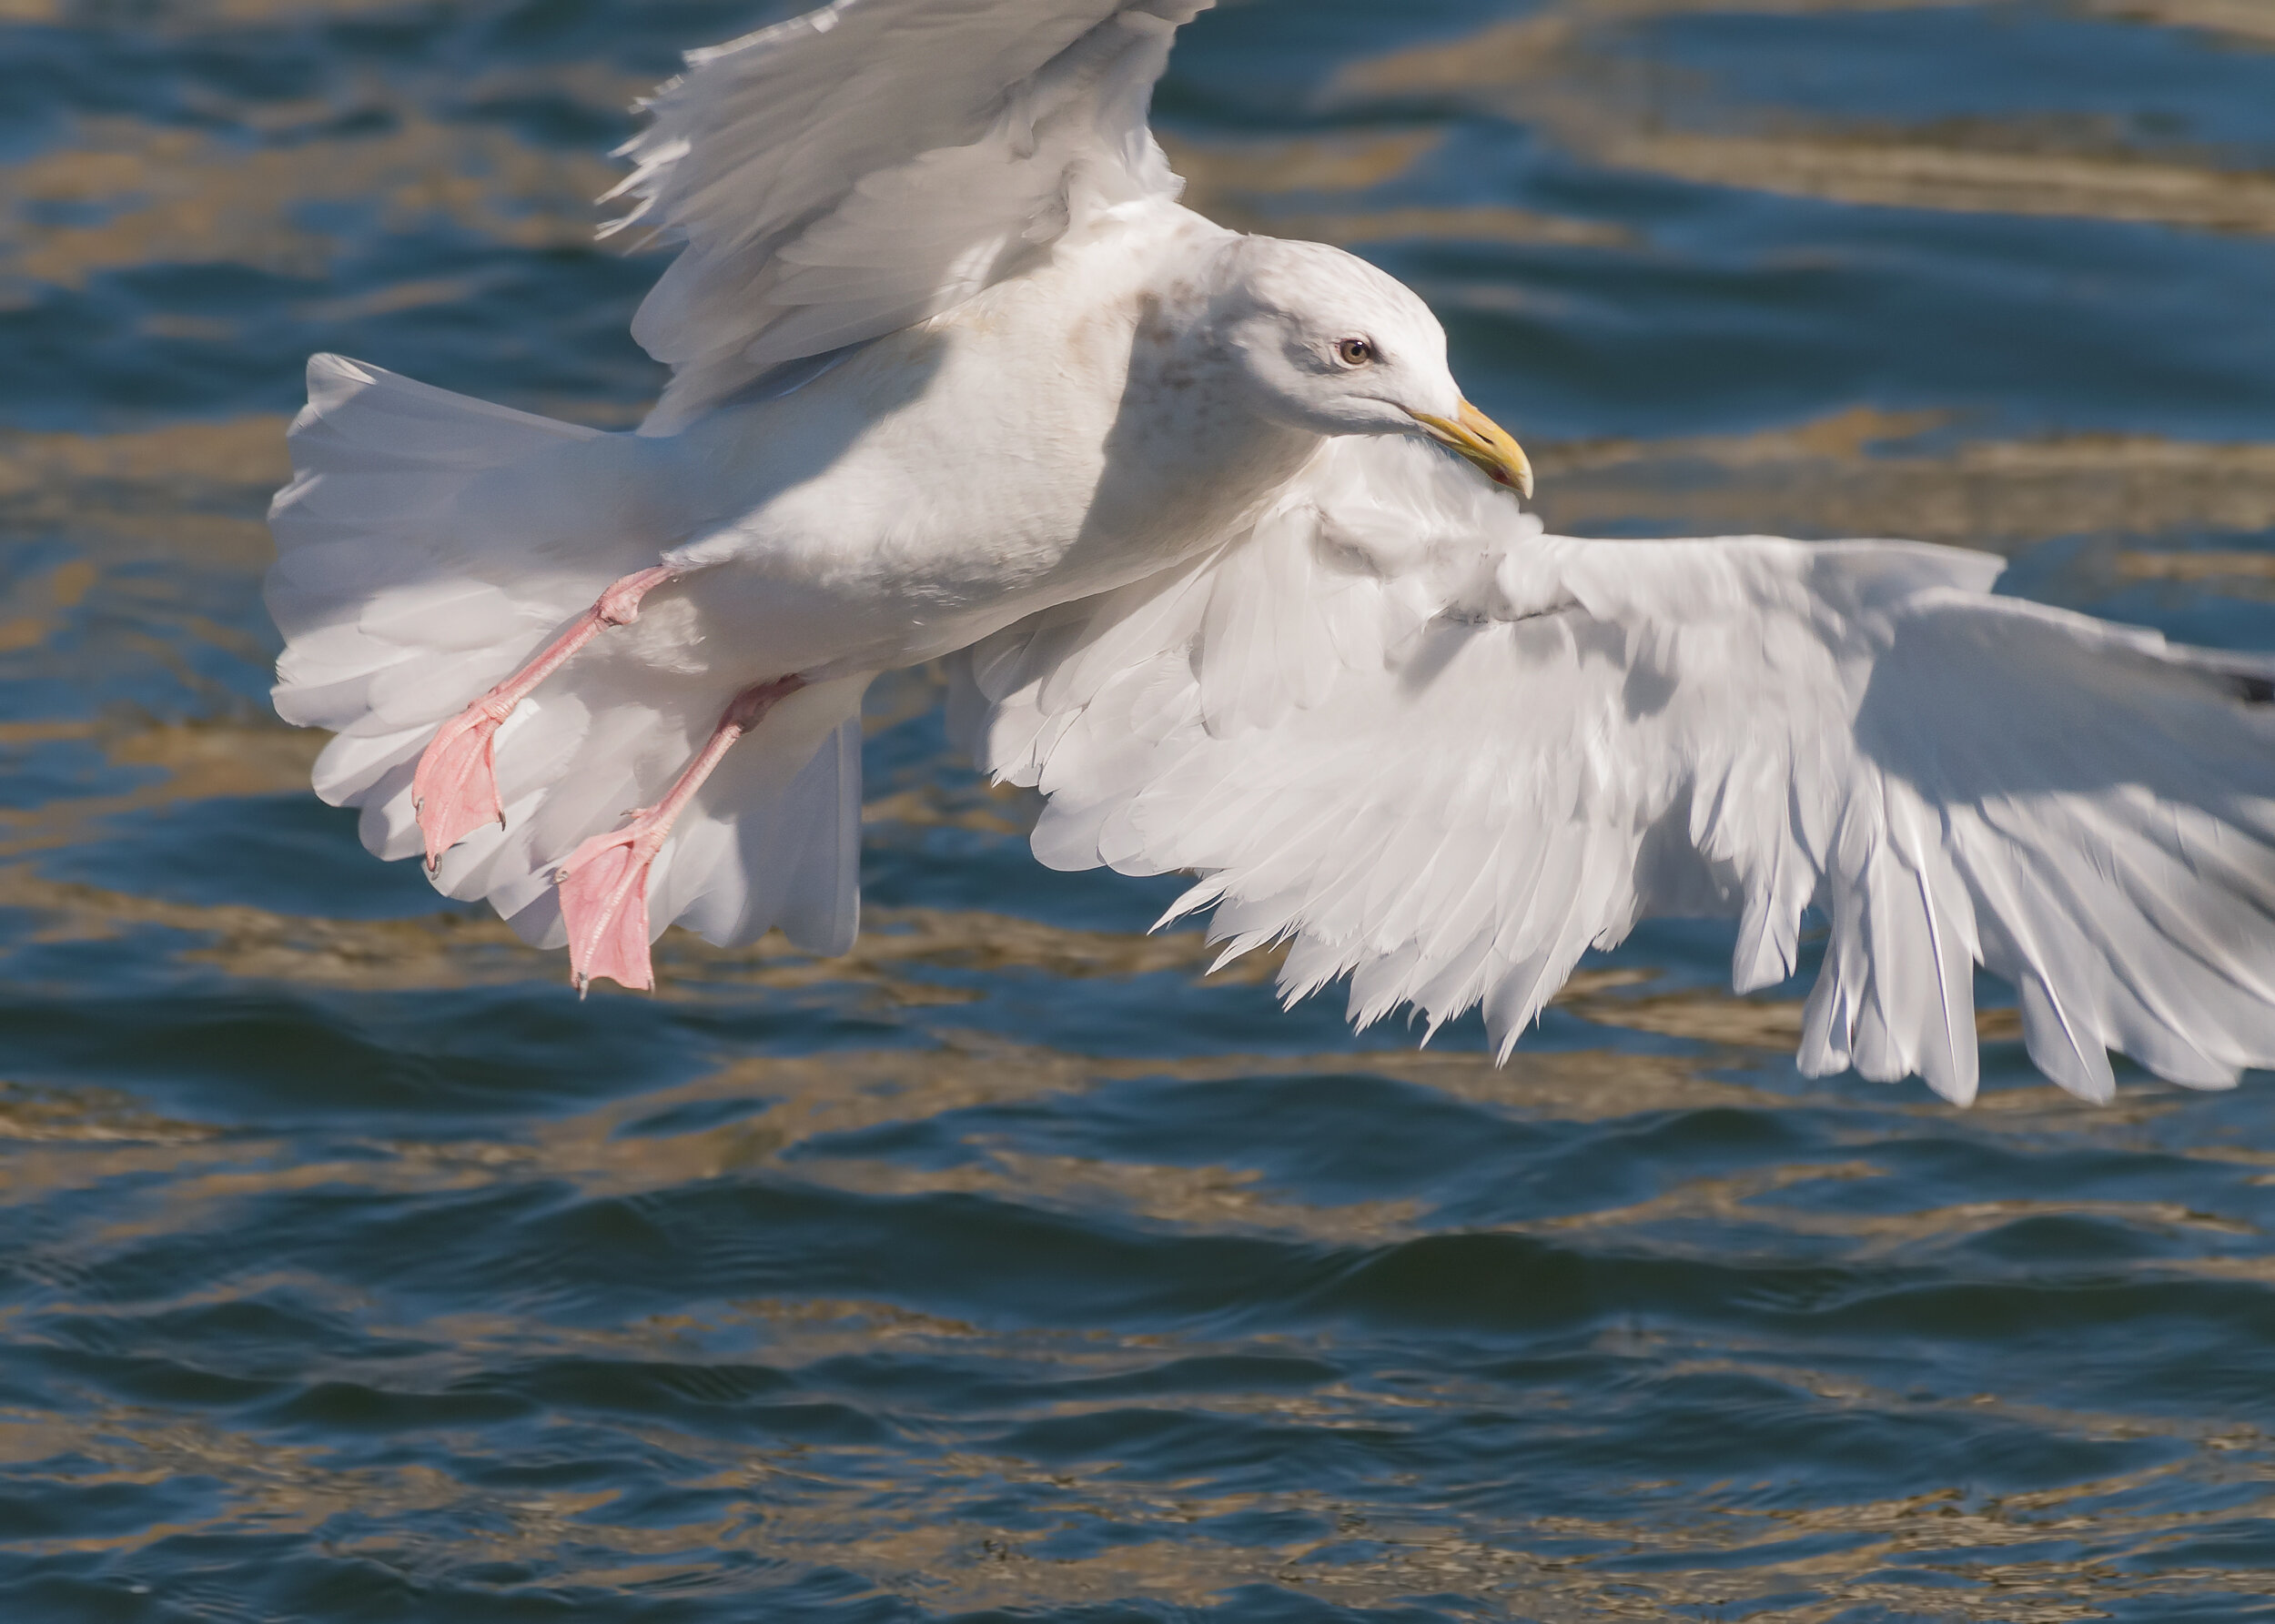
xmin=6 ymin=1 xmax=2275 ymax=1618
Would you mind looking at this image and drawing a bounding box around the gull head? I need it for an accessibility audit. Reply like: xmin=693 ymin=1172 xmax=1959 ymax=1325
xmin=1200 ymin=237 xmax=1532 ymax=499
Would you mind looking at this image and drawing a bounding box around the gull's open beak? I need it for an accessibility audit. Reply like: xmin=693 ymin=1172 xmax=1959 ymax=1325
xmin=1411 ymin=400 xmax=1534 ymax=499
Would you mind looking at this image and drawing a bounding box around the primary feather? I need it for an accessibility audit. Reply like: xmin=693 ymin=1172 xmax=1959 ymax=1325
xmin=956 ymin=436 xmax=2275 ymax=1104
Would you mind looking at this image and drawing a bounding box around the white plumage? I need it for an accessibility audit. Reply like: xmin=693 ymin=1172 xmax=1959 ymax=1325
xmin=268 ymin=0 xmax=2275 ymax=1104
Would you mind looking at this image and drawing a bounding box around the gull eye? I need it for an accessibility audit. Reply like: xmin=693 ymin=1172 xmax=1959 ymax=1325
xmin=1335 ymin=338 xmax=1375 ymax=368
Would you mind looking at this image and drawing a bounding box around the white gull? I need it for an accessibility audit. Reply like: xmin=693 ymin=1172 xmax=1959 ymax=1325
xmin=267 ymin=0 xmax=2275 ymax=1105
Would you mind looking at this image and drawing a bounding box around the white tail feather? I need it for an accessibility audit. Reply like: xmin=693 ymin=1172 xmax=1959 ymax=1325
xmin=268 ymin=355 xmax=864 ymax=960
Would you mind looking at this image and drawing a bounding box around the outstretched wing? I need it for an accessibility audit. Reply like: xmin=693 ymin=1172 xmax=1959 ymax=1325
xmin=612 ymin=0 xmax=1212 ymax=429
xmin=953 ymin=435 xmax=2275 ymax=1104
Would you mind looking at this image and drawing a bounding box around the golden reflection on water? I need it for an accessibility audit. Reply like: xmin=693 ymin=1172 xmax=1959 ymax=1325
xmin=3 ymin=116 xmax=622 ymax=294
xmin=0 ymin=896 xmax=2240 ymax=1612
xmin=1336 ymin=0 xmax=2275 ymax=237
xmin=2082 ymin=0 xmax=2275 ymax=45
xmin=1532 ymin=415 xmax=2275 ymax=550
xmin=0 ymin=1014 xmax=2211 ymax=1257
xmin=0 ymin=850 xmax=1309 ymax=997
xmin=0 ymin=1333 xmax=2267 ymax=1620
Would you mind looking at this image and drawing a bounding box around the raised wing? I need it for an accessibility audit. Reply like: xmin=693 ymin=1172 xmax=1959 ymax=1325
xmin=953 ymin=436 xmax=2275 ymax=1104
xmin=611 ymin=0 xmax=1212 ymax=429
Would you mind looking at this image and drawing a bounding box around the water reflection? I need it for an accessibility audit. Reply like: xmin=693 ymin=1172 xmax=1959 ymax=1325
xmin=2 ymin=0 xmax=2274 ymax=1618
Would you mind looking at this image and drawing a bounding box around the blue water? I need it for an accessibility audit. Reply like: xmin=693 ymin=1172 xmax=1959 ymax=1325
xmin=5 ymin=1 xmax=2275 ymax=1618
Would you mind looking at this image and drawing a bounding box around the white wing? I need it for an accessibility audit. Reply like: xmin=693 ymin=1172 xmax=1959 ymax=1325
xmin=610 ymin=0 xmax=1212 ymax=429
xmin=954 ymin=436 xmax=2275 ymax=1104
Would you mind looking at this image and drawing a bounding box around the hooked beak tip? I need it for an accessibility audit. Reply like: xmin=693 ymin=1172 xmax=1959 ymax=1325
xmin=1411 ymin=400 xmax=1534 ymax=500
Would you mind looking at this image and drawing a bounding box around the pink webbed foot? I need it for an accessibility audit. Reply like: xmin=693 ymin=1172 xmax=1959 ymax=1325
xmin=555 ymin=817 xmax=665 ymax=994
xmin=411 ymin=699 xmax=510 ymax=870
xmin=411 ymin=565 xmax=680 ymax=872
xmin=551 ymin=673 xmax=807 ymax=995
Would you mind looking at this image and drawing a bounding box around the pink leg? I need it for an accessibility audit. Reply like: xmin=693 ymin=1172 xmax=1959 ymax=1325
xmin=412 ymin=566 xmax=679 ymax=871
xmin=553 ymin=675 xmax=806 ymax=994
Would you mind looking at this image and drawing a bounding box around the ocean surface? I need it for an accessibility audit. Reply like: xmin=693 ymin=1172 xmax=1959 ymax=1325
xmin=5 ymin=0 xmax=2275 ymax=1618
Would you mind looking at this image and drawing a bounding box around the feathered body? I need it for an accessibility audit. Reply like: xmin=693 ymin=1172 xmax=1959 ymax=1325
xmin=648 ymin=208 xmax=1325 ymax=675
xmin=268 ymin=0 xmax=2275 ymax=1105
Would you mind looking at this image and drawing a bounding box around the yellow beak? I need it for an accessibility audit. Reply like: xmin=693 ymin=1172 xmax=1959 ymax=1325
xmin=1411 ymin=399 xmax=1534 ymax=499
